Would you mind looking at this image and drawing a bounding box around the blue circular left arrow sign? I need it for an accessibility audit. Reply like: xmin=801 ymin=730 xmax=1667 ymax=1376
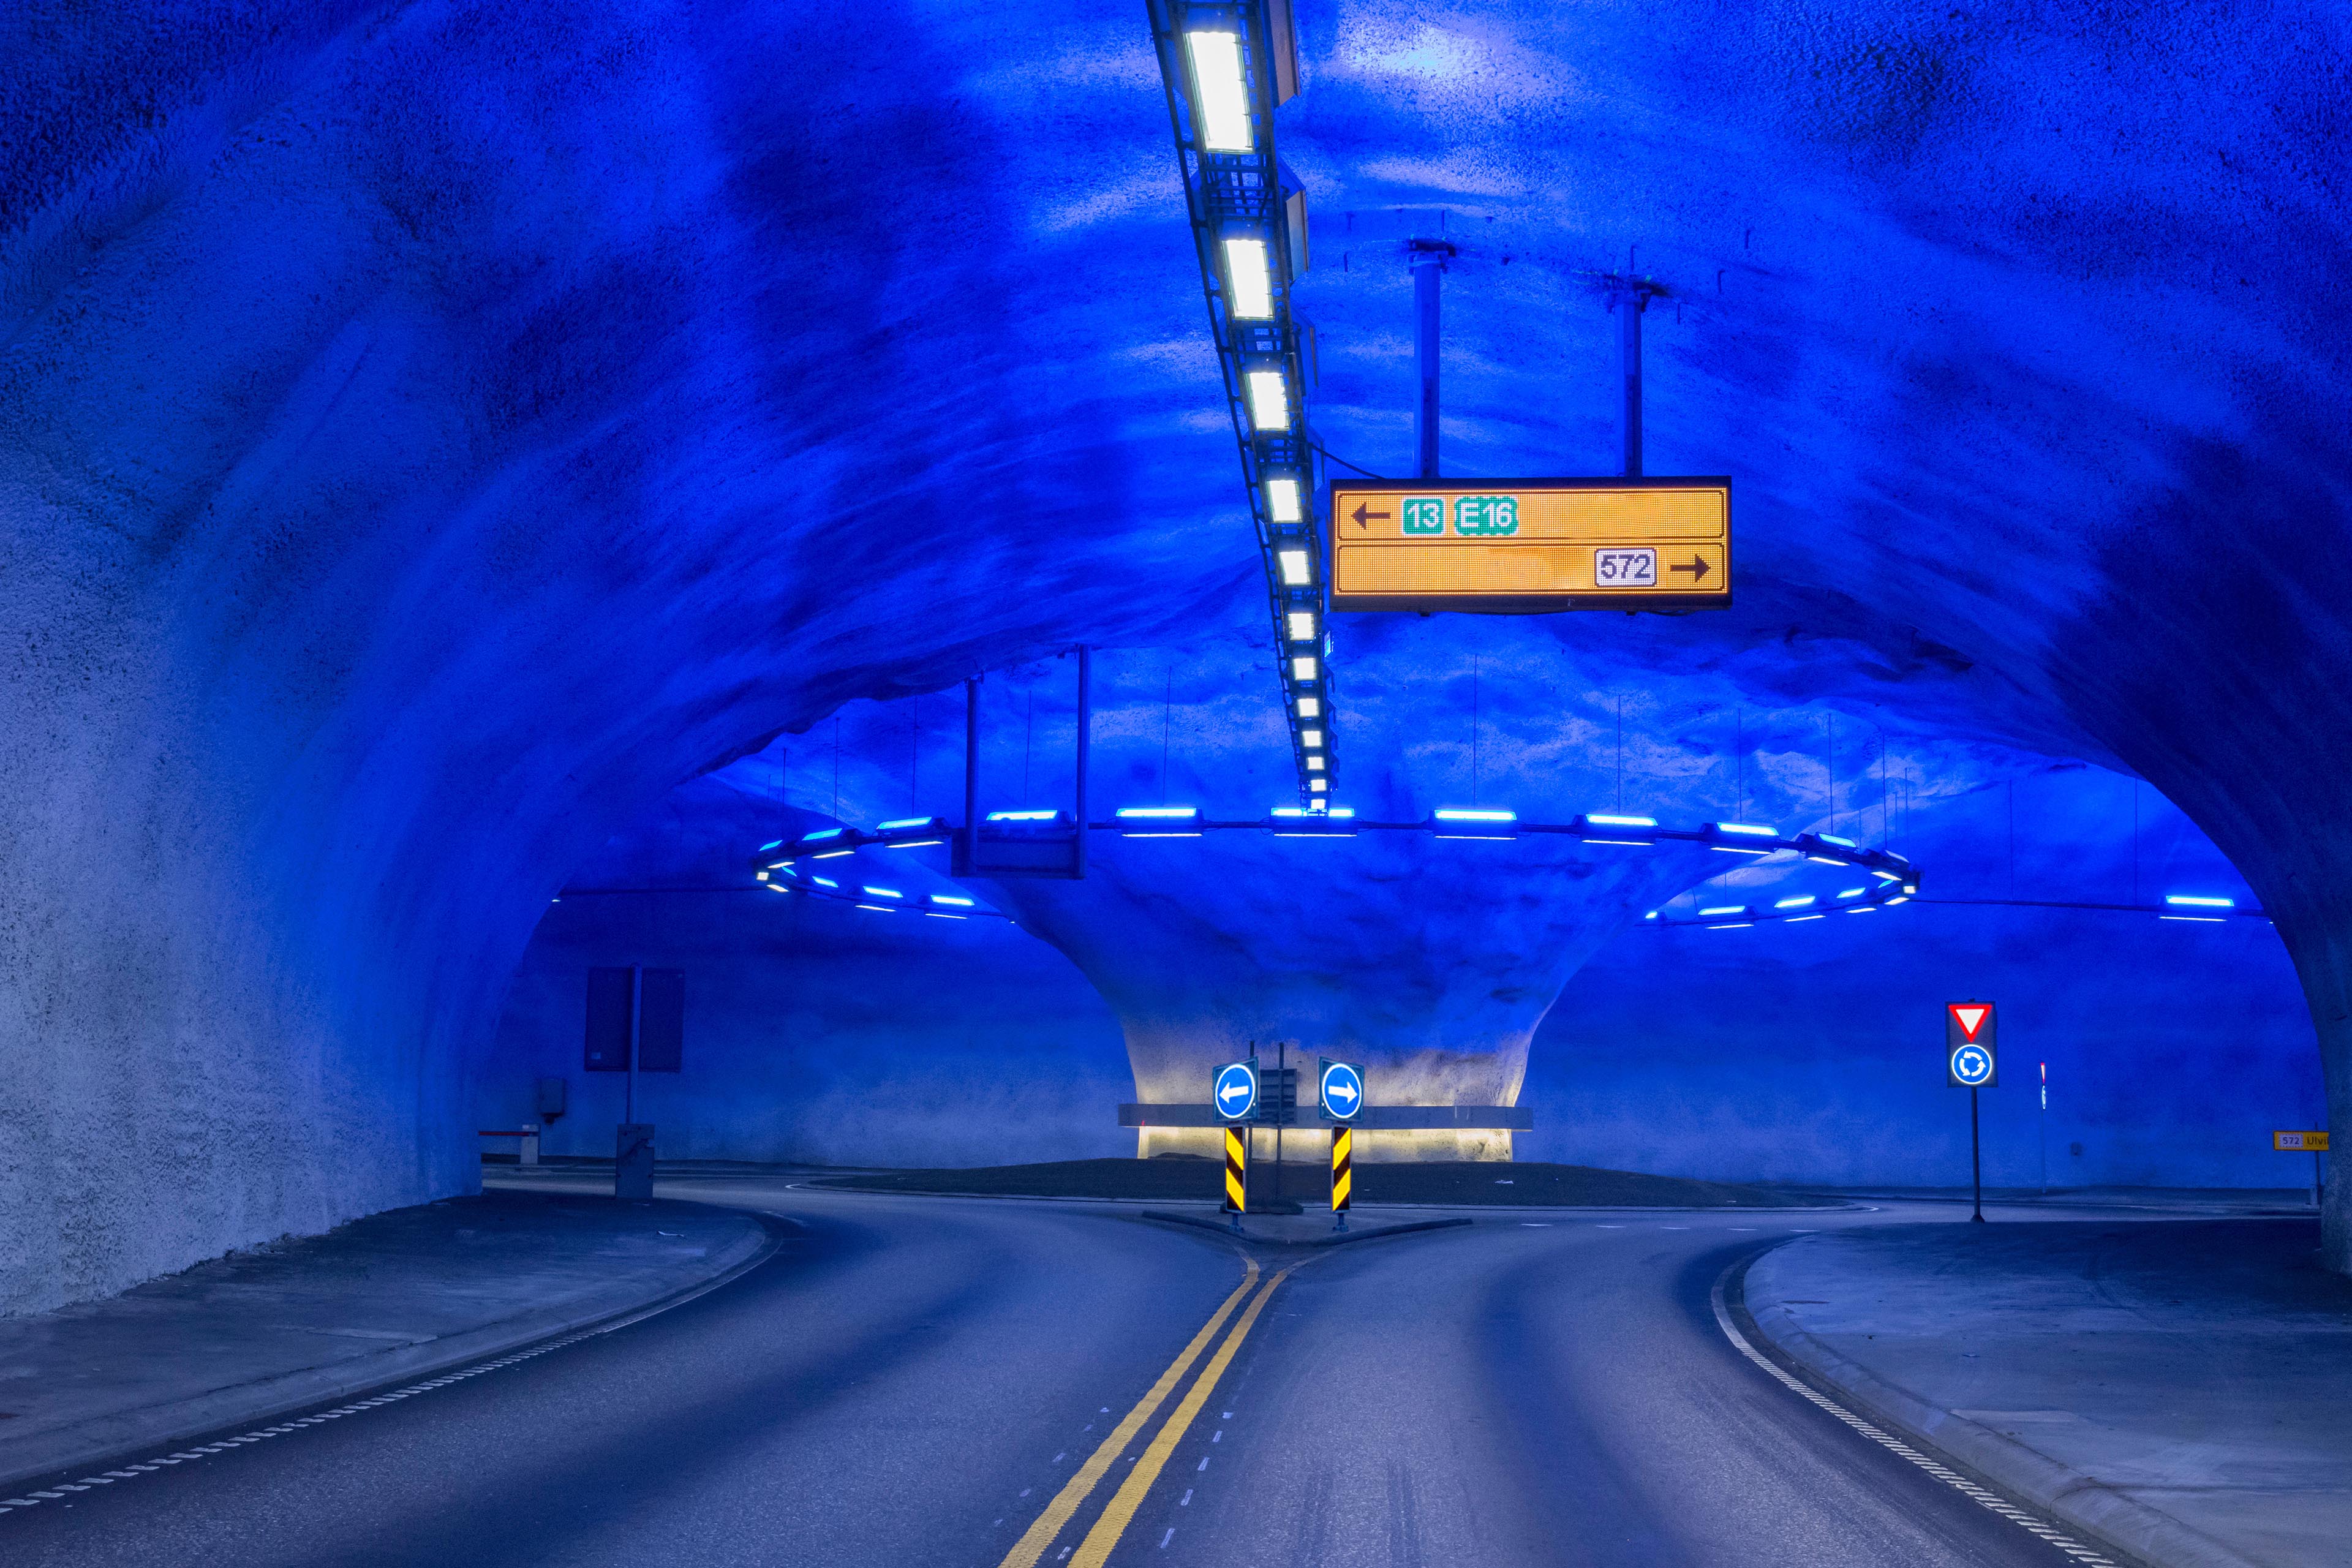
xmin=1213 ymin=1061 xmax=1259 ymax=1122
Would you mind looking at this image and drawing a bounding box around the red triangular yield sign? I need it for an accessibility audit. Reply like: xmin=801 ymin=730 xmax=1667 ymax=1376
xmin=1950 ymin=1004 xmax=1990 ymax=1041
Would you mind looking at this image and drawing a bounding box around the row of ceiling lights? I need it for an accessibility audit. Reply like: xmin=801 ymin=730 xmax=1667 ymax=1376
xmin=1149 ymin=1 xmax=1330 ymax=804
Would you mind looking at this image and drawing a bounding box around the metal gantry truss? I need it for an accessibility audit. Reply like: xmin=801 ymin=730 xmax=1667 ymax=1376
xmin=1147 ymin=0 xmax=1332 ymax=807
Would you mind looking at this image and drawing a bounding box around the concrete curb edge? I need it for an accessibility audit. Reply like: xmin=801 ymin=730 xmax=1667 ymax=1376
xmin=0 ymin=1210 xmax=783 ymax=1495
xmin=1136 ymin=1210 xmax=1472 ymax=1248
xmin=1728 ymin=1240 xmax=2266 ymax=1568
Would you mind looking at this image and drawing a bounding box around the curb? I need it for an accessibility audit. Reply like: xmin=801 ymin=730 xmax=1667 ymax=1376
xmin=0 ymin=1210 xmax=782 ymax=1496
xmin=1729 ymin=1241 xmax=2264 ymax=1568
xmin=1137 ymin=1210 xmax=1472 ymax=1249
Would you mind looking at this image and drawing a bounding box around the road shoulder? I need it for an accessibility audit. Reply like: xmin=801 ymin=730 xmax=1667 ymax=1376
xmin=0 ymin=1189 xmax=777 ymax=1494
xmin=1733 ymin=1221 xmax=2349 ymax=1568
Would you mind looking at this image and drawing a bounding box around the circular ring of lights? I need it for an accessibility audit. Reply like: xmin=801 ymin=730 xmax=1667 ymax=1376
xmin=750 ymin=809 xmax=1923 ymax=929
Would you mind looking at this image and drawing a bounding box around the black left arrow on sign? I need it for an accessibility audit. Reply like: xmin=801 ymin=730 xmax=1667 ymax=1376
xmin=1350 ymin=502 xmax=1392 ymax=530
xmin=1670 ymin=555 xmax=1711 ymax=580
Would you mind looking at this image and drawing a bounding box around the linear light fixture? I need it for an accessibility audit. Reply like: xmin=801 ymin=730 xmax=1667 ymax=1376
xmin=1245 ymin=368 xmax=1290 ymax=431
xmin=1712 ymin=822 xmax=1776 ymax=837
xmin=1118 ymin=805 xmax=1204 ymax=837
xmin=1223 ymin=236 xmax=1274 ymax=317
xmin=1431 ymin=807 xmax=1516 ymax=841
xmin=1586 ymin=813 xmax=1658 ymax=828
xmin=986 ymin=809 xmax=1061 ymax=823
xmin=2165 ymin=894 xmax=2235 ymax=908
xmin=1774 ymin=895 xmax=1816 ymax=909
xmin=1699 ymin=905 xmax=1747 ymax=917
xmin=1153 ymin=0 xmax=1329 ymax=805
xmin=930 ymin=894 xmax=977 ymax=908
xmin=1184 ymin=29 xmax=1253 ymax=151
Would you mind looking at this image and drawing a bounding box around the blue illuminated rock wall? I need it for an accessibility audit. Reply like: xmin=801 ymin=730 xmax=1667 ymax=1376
xmin=1530 ymin=770 xmax=2318 ymax=1187
xmin=478 ymin=778 xmax=1132 ymax=1166
xmin=7 ymin=0 xmax=2348 ymax=1312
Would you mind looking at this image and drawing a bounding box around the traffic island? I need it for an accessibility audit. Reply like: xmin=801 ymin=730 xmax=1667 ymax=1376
xmin=1135 ymin=1209 xmax=1473 ymax=1249
xmin=1736 ymin=1218 xmax=2352 ymax=1568
xmin=809 ymin=1157 xmax=1838 ymax=1207
xmin=0 ymin=1191 xmax=777 ymax=1496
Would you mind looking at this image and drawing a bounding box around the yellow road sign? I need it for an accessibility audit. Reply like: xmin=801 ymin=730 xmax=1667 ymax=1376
xmin=1330 ymin=1126 xmax=1352 ymax=1213
xmin=1223 ymin=1125 xmax=1248 ymax=1212
xmin=2275 ymin=1130 xmax=2329 ymax=1152
xmin=1329 ymin=478 xmax=1732 ymax=611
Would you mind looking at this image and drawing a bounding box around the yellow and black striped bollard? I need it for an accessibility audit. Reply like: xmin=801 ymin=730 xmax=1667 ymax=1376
xmin=1330 ymin=1126 xmax=1352 ymax=1229
xmin=1223 ymin=1125 xmax=1248 ymax=1227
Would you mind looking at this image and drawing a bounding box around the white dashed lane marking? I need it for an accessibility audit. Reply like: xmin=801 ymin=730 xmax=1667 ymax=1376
xmin=0 ymin=1319 xmax=618 ymax=1518
xmin=1710 ymin=1268 xmax=2120 ymax=1566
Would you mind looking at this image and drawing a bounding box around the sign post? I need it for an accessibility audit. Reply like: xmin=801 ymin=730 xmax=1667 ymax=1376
xmin=2275 ymin=1130 xmax=2330 ymax=1207
xmin=1213 ymin=1059 xmax=1258 ymax=1231
xmin=1318 ymin=1058 xmax=1364 ymax=1231
xmin=1947 ymin=1002 xmax=1998 ymax=1223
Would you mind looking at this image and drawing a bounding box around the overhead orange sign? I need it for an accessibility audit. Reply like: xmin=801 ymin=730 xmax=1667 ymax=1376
xmin=1328 ymin=478 xmax=1731 ymax=612
xmin=2275 ymin=1130 xmax=2330 ymax=1152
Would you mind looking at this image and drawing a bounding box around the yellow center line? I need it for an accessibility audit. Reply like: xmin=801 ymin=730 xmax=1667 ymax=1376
xmin=1068 ymin=1266 xmax=1294 ymax=1568
xmin=993 ymin=1258 xmax=1261 ymax=1568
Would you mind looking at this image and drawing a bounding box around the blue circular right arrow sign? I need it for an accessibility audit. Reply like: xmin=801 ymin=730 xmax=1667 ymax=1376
xmin=1319 ymin=1060 xmax=1364 ymax=1122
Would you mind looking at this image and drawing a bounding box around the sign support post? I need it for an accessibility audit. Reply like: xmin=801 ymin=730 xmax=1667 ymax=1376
xmin=1329 ymin=1126 xmax=1352 ymax=1231
xmin=1620 ymin=284 xmax=1643 ymax=478
xmin=1223 ymin=1126 xmax=1248 ymax=1231
xmin=1317 ymin=1057 xmax=1365 ymax=1232
xmin=1970 ymin=1088 xmax=1985 ymax=1224
xmin=1213 ymin=1058 xmax=1259 ymax=1232
xmin=2275 ymin=1131 xmax=2331 ymax=1205
xmin=2038 ymin=1061 xmax=2049 ymax=1194
xmin=1946 ymin=1001 xmax=1998 ymax=1225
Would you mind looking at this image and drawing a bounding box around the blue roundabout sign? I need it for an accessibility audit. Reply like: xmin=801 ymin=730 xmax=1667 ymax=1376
xmin=1949 ymin=1043 xmax=1994 ymax=1087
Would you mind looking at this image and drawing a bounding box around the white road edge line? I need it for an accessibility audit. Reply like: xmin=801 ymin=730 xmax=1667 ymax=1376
xmin=0 ymin=1227 xmax=777 ymax=1523
xmin=1709 ymin=1261 xmax=2122 ymax=1568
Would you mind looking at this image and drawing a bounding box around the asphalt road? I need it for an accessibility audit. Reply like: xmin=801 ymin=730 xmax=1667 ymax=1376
xmin=3 ymin=1178 xmax=2101 ymax=1567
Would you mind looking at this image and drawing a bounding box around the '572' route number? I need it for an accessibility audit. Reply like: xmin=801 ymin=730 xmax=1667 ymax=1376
xmin=1594 ymin=548 xmax=1657 ymax=587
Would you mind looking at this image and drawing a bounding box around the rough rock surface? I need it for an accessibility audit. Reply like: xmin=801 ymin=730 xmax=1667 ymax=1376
xmin=3 ymin=2 xmax=2346 ymax=1308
